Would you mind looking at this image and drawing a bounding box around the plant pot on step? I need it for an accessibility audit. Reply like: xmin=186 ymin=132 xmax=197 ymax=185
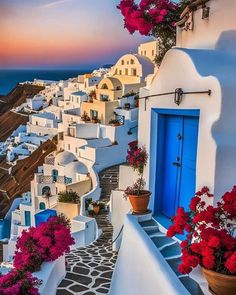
xmin=93 ymin=205 xmax=100 ymax=215
xmin=202 ymin=267 xmax=236 ymax=295
xmin=128 ymin=190 xmax=151 ymax=214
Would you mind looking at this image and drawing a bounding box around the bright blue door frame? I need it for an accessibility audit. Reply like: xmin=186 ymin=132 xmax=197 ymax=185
xmin=150 ymin=109 xmax=200 ymax=220
xmin=25 ymin=211 xmax=31 ymax=227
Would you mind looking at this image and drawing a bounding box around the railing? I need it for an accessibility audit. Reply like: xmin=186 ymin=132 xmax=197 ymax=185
xmin=45 ymin=156 xmax=55 ymax=165
xmin=36 ymin=175 xmax=69 ymax=184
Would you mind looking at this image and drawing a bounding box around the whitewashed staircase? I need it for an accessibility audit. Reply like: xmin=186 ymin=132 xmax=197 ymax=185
xmin=139 ymin=219 xmax=204 ymax=295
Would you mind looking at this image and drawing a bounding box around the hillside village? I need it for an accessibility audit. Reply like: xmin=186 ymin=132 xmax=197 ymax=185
xmin=0 ymin=40 xmax=158 ymax=293
xmin=1 ymin=1 xmax=236 ymax=294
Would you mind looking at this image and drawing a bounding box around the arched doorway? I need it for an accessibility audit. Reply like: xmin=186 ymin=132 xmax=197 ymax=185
xmin=42 ymin=186 xmax=51 ymax=195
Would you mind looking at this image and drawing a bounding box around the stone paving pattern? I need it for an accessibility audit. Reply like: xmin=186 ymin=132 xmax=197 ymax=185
xmin=57 ymin=166 xmax=120 ymax=295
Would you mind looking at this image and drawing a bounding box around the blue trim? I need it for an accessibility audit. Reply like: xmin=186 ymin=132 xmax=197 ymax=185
xmin=149 ymin=108 xmax=200 ymax=225
xmin=152 ymin=108 xmax=200 ymax=117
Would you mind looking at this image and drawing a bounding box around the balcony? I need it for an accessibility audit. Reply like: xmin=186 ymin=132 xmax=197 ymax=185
xmin=35 ymin=174 xmax=72 ymax=185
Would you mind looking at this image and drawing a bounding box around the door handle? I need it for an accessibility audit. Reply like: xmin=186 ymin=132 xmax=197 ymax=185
xmin=172 ymin=162 xmax=181 ymax=167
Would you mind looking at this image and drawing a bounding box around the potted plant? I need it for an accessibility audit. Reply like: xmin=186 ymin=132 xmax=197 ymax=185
xmin=43 ymin=190 xmax=52 ymax=208
xmin=92 ymin=116 xmax=99 ymax=124
xmin=81 ymin=111 xmax=90 ymax=122
xmin=167 ymin=186 xmax=236 ymax=295
xmin=109 ymin=119 xmax=121 ymax=127
xmin=92 ymin=201 xmax=100 ymax=215
xmin=124 ymin=141 xmax=150 ymax=214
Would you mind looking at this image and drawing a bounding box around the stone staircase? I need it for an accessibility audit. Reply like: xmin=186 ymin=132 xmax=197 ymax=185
xmin=56 ymin=165 xmax=120 ymax=295
xmin=139 ymin=219 xmax=204 ymax=295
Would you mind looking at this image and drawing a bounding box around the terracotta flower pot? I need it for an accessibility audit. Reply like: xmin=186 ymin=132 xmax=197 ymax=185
xmin=112 ymin=122 xmax=120 ymax=127
xmin=93 ymin=205 xmax=100 ymax=215
xmin=128 ymin=191 xmax=151 ymax=214
xmin=202 ymin=267 xmax=236 ymax=295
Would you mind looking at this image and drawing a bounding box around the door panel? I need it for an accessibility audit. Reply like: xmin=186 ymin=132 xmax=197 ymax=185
xmin=160 ymin=115 xmax=183 ymax=218
xmin=25 ymin=211 xmax=31 ymax=227
xmin=157 ymin=113 xmax=199 ymax=219
xmin=178 ymin=116 xmax=199 ymax=211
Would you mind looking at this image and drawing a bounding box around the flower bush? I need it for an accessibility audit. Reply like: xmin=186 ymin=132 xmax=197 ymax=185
xmin=117 ymin=0 xmax=189 ymax=64
xmin=167 ymin=186 xmax=236 ymax=275
xmin=0 ymin=269 xmax=41 ymax=295
xmin=58 ymin=191 xmax=80 ymax=204
xmin=125 ymin=140 xmax=148 ymax=196
xmin=13 ymin=215 xmax=75 ymax=273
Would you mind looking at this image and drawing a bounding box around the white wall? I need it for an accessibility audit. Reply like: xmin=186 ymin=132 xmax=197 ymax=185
xmin=75 ymin=123 xmax=100 ymax=139
xmin=177 ymin=0 xmax=236 ymax=53
xmin=138 ymin=47 xmax=236 ymax=207
xmin=35 ymin=256 xmax=66 ymax=295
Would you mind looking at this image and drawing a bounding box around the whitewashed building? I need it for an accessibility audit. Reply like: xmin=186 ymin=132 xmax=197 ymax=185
xmin=27 ymin=113 xmax=59 ymax=136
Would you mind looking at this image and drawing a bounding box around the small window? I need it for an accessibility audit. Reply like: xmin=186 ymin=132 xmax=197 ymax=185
xmin=144 ymin=50 xmax=146 ymax=56
xmin=39 ymin=202 xmax=46 ymax=210
xmin=121 ymin=60 xmax=124 ymax=65
xmin=101 ymin=83 xmax=108 ymax=89
xmin=68 ymin=144 xmax=70 ymax=150
xmin=131 ymin=59 xmax=134 ymax=65
xmin=119 ymin=70 xmax=122 ymax=75
xmin=42 ymin=186 xmax=50 ymax=195
xmin=125 ymin=69 xmax=128 ymax=75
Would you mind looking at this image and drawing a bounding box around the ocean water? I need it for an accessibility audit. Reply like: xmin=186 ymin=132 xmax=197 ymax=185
xmin=0 ymin=69 xmax=92 ymax=95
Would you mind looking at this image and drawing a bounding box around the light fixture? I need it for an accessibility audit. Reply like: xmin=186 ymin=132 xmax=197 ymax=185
xmin=202 ymin=6 xmax=210 ymax=19
xmin=174 ymin=88 xmax=184 ymax=106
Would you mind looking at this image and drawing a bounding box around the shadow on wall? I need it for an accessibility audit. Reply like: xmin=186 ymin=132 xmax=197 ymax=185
xmin=216 ymin=30 xmax=236 ymax=54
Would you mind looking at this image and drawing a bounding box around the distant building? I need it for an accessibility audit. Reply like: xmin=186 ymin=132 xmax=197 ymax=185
xmin=81 ymin=41 xmax=156 ymax=125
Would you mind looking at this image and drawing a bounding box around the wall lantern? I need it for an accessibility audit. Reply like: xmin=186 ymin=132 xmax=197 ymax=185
xmin=174 ymin=88 xmax=184 ymax=106
xmin=202 ymin=6 xmax=210 ymax=19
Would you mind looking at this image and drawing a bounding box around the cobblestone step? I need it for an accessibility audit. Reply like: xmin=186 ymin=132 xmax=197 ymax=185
xmin=57 ymin=165 xmax=120 ymax=295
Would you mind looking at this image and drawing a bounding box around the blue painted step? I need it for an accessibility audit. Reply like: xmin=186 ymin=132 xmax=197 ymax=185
xmin=139 ymin=218 xmax=204 ymax=295
xmin=180 ymin=277 xmax=204 ymax=295
xmin=160 ymin=242 xmax=182 ymax=258
xmin=151 ymin=236 xmax=176 ymax=249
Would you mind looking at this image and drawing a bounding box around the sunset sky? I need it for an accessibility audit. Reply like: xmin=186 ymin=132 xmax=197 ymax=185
xmin=0 ymin=0 xmax=150 ymax=69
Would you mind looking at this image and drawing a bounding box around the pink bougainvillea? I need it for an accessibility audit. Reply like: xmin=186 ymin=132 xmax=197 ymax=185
xmin=118 ymin=0 xmax=179 ymax=35
xmin=167 ymin=187 xmax=236 ymax=275
xmin=14 ymin=215 xmax=75 ymax=272
xmin=0 ymin=215 xmax=75 ymax=295
xmin=117 ymin=0 xmax=189 ymax=64
xmin=0 ymin=269 xmax=41 ymax=295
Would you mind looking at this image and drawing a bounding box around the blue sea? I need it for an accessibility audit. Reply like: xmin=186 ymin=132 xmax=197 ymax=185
xmin=0 ymin=69 xmax=92 ymax=95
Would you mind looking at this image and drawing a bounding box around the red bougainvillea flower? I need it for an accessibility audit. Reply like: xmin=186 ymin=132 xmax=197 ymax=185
xmin=167 ymin=186 xmax=236 ymax=275
xmin=225 ymin=252 xmax=236 ymax=273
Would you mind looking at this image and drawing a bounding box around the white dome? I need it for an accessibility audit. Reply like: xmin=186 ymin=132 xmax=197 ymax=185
xmin=55 ymin=151 xmax=77 ymax=166
xmin=65 ymin=161 xmax=88 ymax=177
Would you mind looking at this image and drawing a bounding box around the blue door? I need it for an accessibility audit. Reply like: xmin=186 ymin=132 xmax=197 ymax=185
xmin=156 ymin=113 xmax=199 ymax=219
xmin=25 ymin=211 xmax=31 ymax=226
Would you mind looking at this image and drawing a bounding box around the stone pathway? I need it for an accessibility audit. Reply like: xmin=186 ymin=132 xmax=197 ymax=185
xmin=57 ymin=166 xmax=119 ymax=295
